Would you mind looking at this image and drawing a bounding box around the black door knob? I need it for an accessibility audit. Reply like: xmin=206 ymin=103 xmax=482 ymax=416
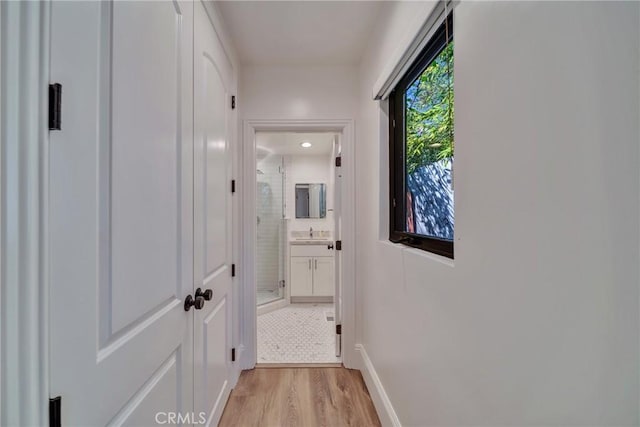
xmin=196 ymin=287 xmax=213 ymax=301
xmin=327 ymin=244 xmax=334 ymax=250
xmin=184 ymin=294 xmax=205 ymax=311
xmin=193 ymin=296 xmax=205 ymax=310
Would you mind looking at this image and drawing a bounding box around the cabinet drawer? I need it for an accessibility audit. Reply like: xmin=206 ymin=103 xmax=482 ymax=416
xmin=290 ymin=243 xmax=334 ymax=257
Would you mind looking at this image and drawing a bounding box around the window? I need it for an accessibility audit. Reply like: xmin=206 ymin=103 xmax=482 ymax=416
xmin=389 ymin=13 xmax=454 ymax=258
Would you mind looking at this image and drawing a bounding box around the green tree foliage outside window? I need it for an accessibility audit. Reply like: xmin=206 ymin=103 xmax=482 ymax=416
xmin=405 ymin=42 xmax=454 ymax=174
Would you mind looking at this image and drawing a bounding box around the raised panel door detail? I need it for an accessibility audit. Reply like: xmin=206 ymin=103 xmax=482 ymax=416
xmin=107 ymin=349 xmax=181 ymax=426
xmin=203 ymin=53 xmax=228 ymax=277
xmin=201 ymin=297 xmax=229 ymax=422
xmin=110 ymin=0 xmax=182 ymax=335
xmin=290 ymin=257 xmax=313 ymax=296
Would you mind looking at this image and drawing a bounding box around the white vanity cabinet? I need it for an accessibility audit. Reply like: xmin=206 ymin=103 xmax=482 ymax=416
xmin=290 ymin=257 xmax=314 ymax=296
xmin=290 ymin=243 xmax=334 ymax=299
xmin=312 ymin=257 xmax=334 ymax=296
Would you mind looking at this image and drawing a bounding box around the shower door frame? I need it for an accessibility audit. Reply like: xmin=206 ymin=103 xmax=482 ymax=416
xmin=255 ymin=155 xmax=288 ymax=315
xmin=241 ymin=119 xmax=356 ymax=369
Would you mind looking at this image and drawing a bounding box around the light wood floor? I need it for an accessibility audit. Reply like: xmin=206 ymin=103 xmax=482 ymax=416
xmin=218 ymin=368 xmax=382 ymax=427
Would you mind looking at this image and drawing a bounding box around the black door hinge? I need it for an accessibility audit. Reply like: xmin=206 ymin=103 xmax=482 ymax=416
xmin=49 ymin=396 xmax=61 ymax=427
xmin=49 ymin=83 xmax=62 ymax=131
xmin=336 ymin=324 xmax=342 ymax=335
xmin=231 ymin=180 xmax=236 ymax=193
xmin=231 ymin=347 xmax=236 ymax=362
xmin=231 ymin=95 xmax=236 ymax=110
xmin=335 ymin=156 xmax=342 ymax=167
xmin=231 ymin=263 xmax=236 ymax=277
xmin=336 ymin=240 xmax=342 ymax=251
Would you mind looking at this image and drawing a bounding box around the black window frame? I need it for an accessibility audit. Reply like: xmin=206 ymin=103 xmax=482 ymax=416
xmin=389 ymin=13 xmax=454 ymax=259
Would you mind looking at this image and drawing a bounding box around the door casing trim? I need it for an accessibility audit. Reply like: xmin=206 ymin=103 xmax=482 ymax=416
xmin=0 ymin=1 xmax=51 ymax=425
xmin=240 ymin=119 xmax=356 ymax=369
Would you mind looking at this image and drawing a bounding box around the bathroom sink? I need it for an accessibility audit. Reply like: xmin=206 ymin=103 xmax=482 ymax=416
xmin=291 ymin=239 xmax=330 ymax=245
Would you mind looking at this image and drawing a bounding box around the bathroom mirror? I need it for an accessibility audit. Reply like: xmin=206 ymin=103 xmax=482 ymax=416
xmin=295 ymin=183 xmax=326 ymax=218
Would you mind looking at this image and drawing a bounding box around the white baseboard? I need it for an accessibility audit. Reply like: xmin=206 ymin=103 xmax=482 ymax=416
xmin=355 ymin=344 xmax=402 ymax=427
xmin=238 ymin=342 xmax=254 ymax=371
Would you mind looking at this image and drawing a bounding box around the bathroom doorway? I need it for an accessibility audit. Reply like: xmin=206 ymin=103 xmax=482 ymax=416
xmin=255 ymin=131 xmax=341 ymax=364
xmin=242 ymin=119 xmax=355 ymax=370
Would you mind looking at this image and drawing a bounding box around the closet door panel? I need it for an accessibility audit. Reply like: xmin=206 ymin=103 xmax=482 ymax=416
xmin=193 ymin=2 xmax=235 ymax=425
xmin=49 ymin=1 xmax=194 ymax=424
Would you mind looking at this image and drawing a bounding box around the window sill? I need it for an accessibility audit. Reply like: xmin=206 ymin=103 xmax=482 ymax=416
xmin=403 ymin=244 xmax=454 ymax=268
xmin=378 ymin=239 xmax=455 ymax=268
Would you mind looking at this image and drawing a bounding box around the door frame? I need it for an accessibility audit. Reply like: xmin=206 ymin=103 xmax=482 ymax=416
xmin=240 ymin=119 xmax=356 ymax=369
xmin=1 ymin=1 xmax=51 ymax=425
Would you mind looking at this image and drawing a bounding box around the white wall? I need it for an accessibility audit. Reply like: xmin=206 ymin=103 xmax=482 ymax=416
xmin=285 ymin=154 xmax=333 ymax=234
xmin=356 ymin=1 xmax=640 ymax=425
xmin=240 ymin=65 xmax=358 ymax=120
xmin=240 ymin=64 xmax=355 ymax=238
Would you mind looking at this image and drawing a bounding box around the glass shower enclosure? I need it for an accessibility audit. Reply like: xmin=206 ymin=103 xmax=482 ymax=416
xmin=256 ymin=154 xmax=286 ymax=306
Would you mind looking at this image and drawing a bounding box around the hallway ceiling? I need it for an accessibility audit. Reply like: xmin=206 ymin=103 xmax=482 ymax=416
xmin=256 ymin=132 xmax=334 ymax=157
xmin=217 ymin=1 xmax=384 ymax=66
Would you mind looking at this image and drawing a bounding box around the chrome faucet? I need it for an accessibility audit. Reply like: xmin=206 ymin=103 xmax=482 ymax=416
xmin=309 ymin=227 xmax=313 ymax=238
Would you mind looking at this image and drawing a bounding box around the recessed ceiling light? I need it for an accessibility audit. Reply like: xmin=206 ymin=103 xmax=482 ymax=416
xmin=300 ymin=142 xmax=312 ymax=148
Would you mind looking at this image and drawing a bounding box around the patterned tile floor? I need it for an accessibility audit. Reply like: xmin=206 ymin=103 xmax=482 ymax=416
xmin=257 ymin=304 xmax=341 ymax=364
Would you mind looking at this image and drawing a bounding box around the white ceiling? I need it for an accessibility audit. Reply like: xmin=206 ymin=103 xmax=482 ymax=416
xmin=217 ymin=1 xmax=384 ymax=66
xmin=256 ymin=132 xmax=335 ymax=157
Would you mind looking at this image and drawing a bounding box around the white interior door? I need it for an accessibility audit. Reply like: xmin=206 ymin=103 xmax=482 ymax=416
xmin=334 ymin=135 xmax=343 ymax=357
xmin=49 ymin=1 xmax=194 ymax=424
xmin=193 ymin=2 xmax=235 ymax=425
